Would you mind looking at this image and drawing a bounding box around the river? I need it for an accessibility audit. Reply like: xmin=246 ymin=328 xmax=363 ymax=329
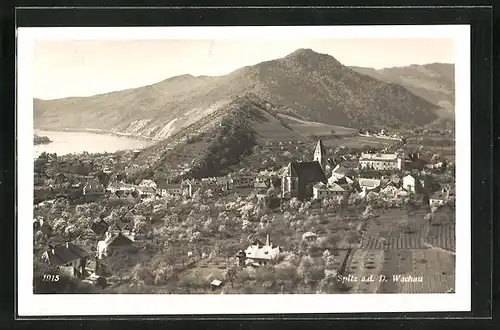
xmin=34 ymin=130 xmax=155 ymax=158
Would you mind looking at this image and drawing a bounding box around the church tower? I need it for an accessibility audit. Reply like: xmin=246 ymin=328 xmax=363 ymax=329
xmin=313 ymin=139 xmax=326 ymax=173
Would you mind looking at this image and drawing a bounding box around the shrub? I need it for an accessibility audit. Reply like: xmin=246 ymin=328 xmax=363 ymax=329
xmin=152 ymin=262 xmax=175 ymax=285
xmin=308 ymin=243 xmax=323 ymax=257
xmin=131 ymin=264 xmax=154 ymax=286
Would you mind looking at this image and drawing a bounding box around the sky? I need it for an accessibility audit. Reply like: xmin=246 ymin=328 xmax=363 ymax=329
xmin=33 ymin=38 xmax=454 ymax=100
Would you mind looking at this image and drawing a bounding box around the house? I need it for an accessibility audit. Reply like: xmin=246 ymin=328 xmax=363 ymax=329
xmin=405 ymin=151 xmax=430 ymax=170
xmin=84 ymin=256 xmax=106 ymax=277
xmin=402 ymin=174 xmax=417 ymax=193
xmin=302 ymin=231 xmax=318 ymax=242
xmin=53 ymin=172 xmax=69 ymax=185
xmin=255 ymin=175 xmax=273 ymax=185
xmin=163 ymin=183 xmax=183 ymax=197
xmin=109 ymin=219 xmax=134 ymax=234
xmin=238 ymin=234 xmax=280 ymax=266
xmin=106 ymin=182 xmax=138 ymax=194
xmin=125 ymin=190 xmax=141 ymax=203
xmin=429 ymin=184 xmax=454 ymax=206
xmin=181 ymin=179 xmax=203 ymax=197
xmin=254 ymin=180 xmax=270 ymax=194
xmin=110 ymin=189 xmax=141 ymax=204
xmin=281 ymin=161 xmax=327 ymax=199
xmin=340 ymin=156 xmax=360 ymax=169
xmin=313 ymin=182 xmax=347 ymax=200
xmin=41 ymin=242 xmax=90 ymax=278
xmin=33 ymin=218 xmax=41 ymax=231
xmin=359 ymin=153 xmax=404 ymax=171
xmin=102 ymin=166 xmax=112 ymax=174
xmin=358 ymin=178 xmax=381 ymax=192
xmin=215 ymin=177 xmax=231 ymax=191
xmin=429 ymin=192 xmax=447 ymax=206
xmin=403 ymin=174 xmax=434 ymax=194
xmin=228 ymin=174 xmax=255 ymax=188
xmin=136 ymin=186 xmax=156 ymax=199
xmin=82 ymin=180 xmax=105 ymax=199
xmin=82 ymin=273 xmax=107 ymax=287
xmin=382 ymin=175 xmax=402 ymax=189
xmin=210 ymin=279 xmax=223 ymax=291
xmin=90 ymin=219 xmax=109 ymax=236
xmin=441 ymin=184 xmax=455 ymax=197
xmin=139 ymin=179 xmax=158 ymax=189
xmin=155 ymin=179 xmax=182 ymax=197
xmin=97 ymin=231 xmax=135 ymax=259
xmin=328 ymin=164 xmax=355 ymax=183
xmin=39 ymin=223 xmax=53 ymax=236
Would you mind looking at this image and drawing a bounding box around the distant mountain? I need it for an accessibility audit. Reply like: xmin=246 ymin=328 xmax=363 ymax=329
xmin=350 ymin=63 xmax=455 ymax=118
xmin=34 ymin=48 xmax=442 ymax=140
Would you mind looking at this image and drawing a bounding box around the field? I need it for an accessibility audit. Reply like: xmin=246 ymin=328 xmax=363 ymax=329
xmin=278 ymin=114 xmax=357 ymax=137
xmin=344 ymin=207 xmax=456 ymax=294
xmin=93 ymin=205 xmax=455 ymax=294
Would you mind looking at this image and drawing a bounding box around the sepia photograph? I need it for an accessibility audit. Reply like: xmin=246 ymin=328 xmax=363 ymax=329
xmin=17 ymin=25 xmax=471 ymax=316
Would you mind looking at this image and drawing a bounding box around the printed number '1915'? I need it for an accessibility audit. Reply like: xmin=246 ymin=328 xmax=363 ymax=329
xmin=43 ymin=274 xmax=60 ymax=282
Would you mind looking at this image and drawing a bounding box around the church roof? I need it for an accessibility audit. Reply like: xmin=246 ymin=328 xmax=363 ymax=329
xmin=314 ymin=140 xmax=326 ymax=156
xmin=283 ymin=161 xmax=327 ymax=183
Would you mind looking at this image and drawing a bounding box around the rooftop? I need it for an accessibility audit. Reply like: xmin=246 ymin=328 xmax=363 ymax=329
xmin=358 ymin=178 xmax=381 ymax=189
xmin=283 ymin=161 xmax=327 ymax=183
xmin=43 ymin=242 xmax=90 ymax=266
xmin=332 ymin=165 xmax=353 ymax=176
xmin=360 ymin=153 xmax=399 ymax=161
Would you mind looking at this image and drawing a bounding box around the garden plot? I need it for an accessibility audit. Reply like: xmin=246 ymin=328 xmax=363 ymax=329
xmin=344 ymin=249 xmax=385 ymax=293
xmin=400 ymin=250 xmax=455 ymax=293
xmin=361 ymin=210 xmax=429 ymax=250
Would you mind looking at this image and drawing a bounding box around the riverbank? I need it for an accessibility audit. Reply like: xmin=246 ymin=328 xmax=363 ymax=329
xmin=33 ymin=129 xmax=156 ymax=158
xmin=34 ymin=127 xmax=161 ymax=142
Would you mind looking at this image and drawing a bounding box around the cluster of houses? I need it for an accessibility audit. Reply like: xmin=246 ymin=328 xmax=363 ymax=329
xmin=359 ymin=129 xmax=402 ymax=140
xmin=280 ymin=139 xmax=453 ymax=206
xmin=35 ymin=138 xmax=454 ymax=288
xmin=34 ymin=172 xmax=106 ymax=202
xmin=36 ymin=138 xmax=452 ymax=207
xmin=37 ymin=211 xmax=140 ymax=287
xmin=105 ymin=171 xmax=281 ymax=202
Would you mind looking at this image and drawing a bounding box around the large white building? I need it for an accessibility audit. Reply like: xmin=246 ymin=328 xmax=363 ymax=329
xmin=359 ymin=153 xmax=404 ymax=171
xmin=239 ymin=234 xmax=280 ymax=266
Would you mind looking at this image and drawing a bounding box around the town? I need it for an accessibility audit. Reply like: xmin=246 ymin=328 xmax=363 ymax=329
xmin=33 ymin=134 xmax=456 ymax=294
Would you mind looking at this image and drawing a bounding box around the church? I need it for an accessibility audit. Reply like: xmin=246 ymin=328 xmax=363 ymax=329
xmin=281 ymin=140 xmax=328 ymax=199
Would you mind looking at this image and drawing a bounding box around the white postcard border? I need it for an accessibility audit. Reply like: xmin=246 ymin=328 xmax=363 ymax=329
xmin=17 ymin=25 xmax=471 ymax=316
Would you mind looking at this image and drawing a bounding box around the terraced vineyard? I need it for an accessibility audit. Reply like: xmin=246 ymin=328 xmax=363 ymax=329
xmin=345 ymin=207 xmax=456 ymax=293
xmin=426 ymin=223 xmax=456 ymax=252
xmin=361 ymin=234 xmax=425 ymax=250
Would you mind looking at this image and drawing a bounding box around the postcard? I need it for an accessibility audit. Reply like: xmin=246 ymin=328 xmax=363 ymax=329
xmin=17 ymin=25 xmax=471 ymax=316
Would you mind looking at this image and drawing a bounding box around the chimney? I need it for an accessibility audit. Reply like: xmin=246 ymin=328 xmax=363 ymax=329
xmin=65 ymin=241 xmax=69 ymax=248
xmin=265 ymin=234 xmax=270 ymax=246
xmin=48 ymin=244 xmax=54 ymax=254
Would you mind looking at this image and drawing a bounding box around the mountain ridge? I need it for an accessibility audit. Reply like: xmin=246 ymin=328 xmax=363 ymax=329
xmin=350 ymin=62 xmax=455 ymax=116
xmin=34 ymin=48 xmax=444 ymax=140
